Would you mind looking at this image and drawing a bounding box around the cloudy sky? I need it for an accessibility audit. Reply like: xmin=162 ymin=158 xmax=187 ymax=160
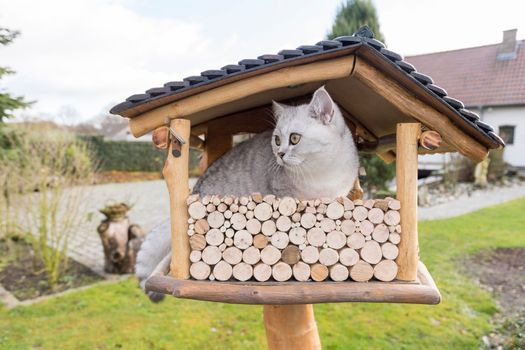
xmin=1 ymin=0 xmax=524 ymax=124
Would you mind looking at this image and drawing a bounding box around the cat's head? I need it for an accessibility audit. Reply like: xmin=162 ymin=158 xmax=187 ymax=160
xmin=271 ymin=86 xmax=350 ymax=167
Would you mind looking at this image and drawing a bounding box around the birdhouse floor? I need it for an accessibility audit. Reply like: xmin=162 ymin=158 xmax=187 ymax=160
xmin=145 ymin=261 xmax=440 ymax=305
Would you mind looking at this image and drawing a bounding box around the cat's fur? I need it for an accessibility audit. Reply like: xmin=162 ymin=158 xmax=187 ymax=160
xmin=136 ymin=86 xmax=359 ymax=301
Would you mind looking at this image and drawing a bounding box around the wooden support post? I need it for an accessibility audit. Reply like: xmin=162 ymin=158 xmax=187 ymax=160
xmin=395 ymin=123 xmax=421 ymax=281
xmin=163 ymin=118 xmax=191 ymax=279
xmin=205 ymin=121 xmax=233 ymax=168
xmin=206 ymin=133 xmax=232 ymax=168
xmin=264 ymin=305 xmax=321 ymax=350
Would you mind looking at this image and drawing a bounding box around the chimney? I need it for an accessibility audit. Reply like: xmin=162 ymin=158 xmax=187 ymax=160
xmin=497 ymin=29 xmax=518 ymax=61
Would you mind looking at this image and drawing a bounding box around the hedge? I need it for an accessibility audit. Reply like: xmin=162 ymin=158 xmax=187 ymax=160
xmin=83 ymin=136 xmax=201 ymax=174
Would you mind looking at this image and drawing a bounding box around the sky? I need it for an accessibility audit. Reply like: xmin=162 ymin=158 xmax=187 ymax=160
xmin=1 ymin=0 xmax=524 ymax=124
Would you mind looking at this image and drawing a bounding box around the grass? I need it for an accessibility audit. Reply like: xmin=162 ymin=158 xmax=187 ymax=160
xmin=1 ymin=198 xmax=524 ymax=349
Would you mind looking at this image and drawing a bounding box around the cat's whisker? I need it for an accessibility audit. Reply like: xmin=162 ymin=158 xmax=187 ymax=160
xmin=265 ymin=160 xmax=278 ymax=176
xmin=266 ymin=158 xmax=283 ymax=178
xmin=302 ymin=164 xmax=315 ymax=185
xmin=297 ymin=164 xmax=308 ymax=186
xmin=298 ymin=165 xmax=307 ymax=185
xmin=283 ymin=163 xmax=294 ymax=184
xmin=264 ymin=108 xmax=278 ymax=127
xmin=292 ymin=164 xmax=302 ymax=187
xmin=292 ymin=165 xmax=301 ymax=186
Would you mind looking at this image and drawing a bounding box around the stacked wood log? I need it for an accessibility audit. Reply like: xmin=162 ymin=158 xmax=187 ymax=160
xmin=186 ymin=194 xmax=401 ymax=282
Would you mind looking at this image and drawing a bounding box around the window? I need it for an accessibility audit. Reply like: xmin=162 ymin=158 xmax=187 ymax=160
xmin=499 ymin=125 xmax=515 ymax=145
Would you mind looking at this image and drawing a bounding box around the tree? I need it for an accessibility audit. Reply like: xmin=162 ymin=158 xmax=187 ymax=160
xmin=328 ymin=1 xmax=394 ymax=195
xmin=327 ymin=0 xmax=384 ymax=42
xmin=0 ymin=27 xmax=31 ymax=122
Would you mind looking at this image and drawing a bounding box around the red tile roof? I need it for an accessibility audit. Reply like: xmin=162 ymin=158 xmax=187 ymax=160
xmin=406 ymin=40 xmax=525 ymax=107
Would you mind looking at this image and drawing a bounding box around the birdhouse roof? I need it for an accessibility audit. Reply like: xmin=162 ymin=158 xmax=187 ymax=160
xmin=110 ymin=29 xmax=504 ymax=162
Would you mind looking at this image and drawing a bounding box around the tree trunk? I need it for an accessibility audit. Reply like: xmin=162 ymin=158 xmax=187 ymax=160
xmin=97 ymin=217 xmax=144 ymax=274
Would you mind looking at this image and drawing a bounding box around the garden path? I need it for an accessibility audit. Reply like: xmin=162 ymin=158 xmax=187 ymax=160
xmin=418 ymin=182 xmax=525 ymax=221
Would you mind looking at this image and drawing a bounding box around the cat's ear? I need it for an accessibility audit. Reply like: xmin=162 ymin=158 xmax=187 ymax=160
xmin=309 ymin=86 xmax=334 ymax=125
xmin=272 ymin=100 xmax=286 ymax=118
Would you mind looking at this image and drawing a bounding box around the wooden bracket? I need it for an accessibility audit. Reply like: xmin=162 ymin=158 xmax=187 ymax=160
xmin=419 ymin=130 xmax=442 ymax=151
xmin=169 ymin=126 xmax=186 ymax=158
xmin=152 ymin=124 xmax=204 ymax=151
xmin=152 ymin=126 xmax=169 ymax=149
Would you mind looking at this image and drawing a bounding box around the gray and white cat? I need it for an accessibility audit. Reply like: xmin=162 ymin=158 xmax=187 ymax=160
xmin=136 ymin=86 xmax=359 ymax=301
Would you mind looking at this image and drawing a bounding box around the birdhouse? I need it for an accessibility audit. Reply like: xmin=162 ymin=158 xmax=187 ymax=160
xmin=110 ymin=27 xmax=504 ymax=349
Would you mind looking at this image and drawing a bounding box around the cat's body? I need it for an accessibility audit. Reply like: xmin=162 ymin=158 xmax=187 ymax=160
xmin=136 ymin=87 xmax=359 ymax=300
xmin=194 ymin=130 xmax=356 ymax=199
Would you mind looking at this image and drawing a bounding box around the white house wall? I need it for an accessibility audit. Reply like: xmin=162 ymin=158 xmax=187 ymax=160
xmin=482 ymin=105 xmax=525 ymax=167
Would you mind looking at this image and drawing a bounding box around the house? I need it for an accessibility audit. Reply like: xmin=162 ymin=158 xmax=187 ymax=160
xmin=407 ymin=29 xmax=524 ymax=169
xmin=104 ymin=123 xmax=151 ymax=142
xmin=99 ymin=116 xmax=151 ymax=142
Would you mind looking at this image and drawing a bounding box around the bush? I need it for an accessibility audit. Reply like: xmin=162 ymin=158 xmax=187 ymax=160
xmin=0 ymin=124 xmax=94 ymax=289
xmin=83 ymin=135 xmax=202 ymax=176
xmin=83 ymin=135 xmax=201 ymax=175
xmin=359 ymin=154 xmax=396 ymax=196
xmin=83 ymin=136 xmax=164 ymax=172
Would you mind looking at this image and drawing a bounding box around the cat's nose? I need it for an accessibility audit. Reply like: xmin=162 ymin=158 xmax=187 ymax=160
xmin=277 ymin=152 xmax=285 ymax=159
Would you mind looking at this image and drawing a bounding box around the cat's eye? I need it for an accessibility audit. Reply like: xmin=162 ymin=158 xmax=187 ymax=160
xmin=289 ymin=133 xmax=301 ymax=145
xmin=274 ymin=135 xmax=281 ymax=146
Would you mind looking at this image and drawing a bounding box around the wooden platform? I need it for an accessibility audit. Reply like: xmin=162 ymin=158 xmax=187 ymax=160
xmin=145 ymin=261 xmax=440 ymax=305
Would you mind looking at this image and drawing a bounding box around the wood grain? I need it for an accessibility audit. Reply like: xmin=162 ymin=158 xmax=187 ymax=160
xmin=395 ymin=123 xmax=420 ymax=281
xmin=352 ymin=58 xmax=488 ymax=163
xmin=164 ymin=119 xmax=191 ymax=279
xmin=185 ymin=193 xmax=403 ymax=282
xmin=145 ymin=262 xmax=441 ymax=305
xmin=264 ymin=305 xmax=321 ymax=350
xmin=129 ymin=55 xmax=355 ymax=137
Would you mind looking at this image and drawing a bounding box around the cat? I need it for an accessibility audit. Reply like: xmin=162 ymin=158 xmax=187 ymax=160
xmin=135 ymin=86 xmax=359 ymax=301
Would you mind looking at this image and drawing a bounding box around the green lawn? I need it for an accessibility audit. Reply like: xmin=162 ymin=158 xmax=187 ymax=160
xmin=1 ymin=198 xmax=524 ymax=350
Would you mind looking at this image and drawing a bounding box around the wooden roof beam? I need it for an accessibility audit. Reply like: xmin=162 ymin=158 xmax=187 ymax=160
xmin=129 ymin=55 xmax=356 ymax=138
xmin=352 ymin=57 xmax=488 ymax=163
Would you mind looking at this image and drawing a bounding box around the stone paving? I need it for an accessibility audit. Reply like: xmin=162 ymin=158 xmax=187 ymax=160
xmin=66 ymin=180 xmax=525 ymax=273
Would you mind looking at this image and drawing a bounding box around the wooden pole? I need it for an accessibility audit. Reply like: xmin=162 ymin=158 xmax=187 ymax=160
xmin=263 ymin=305 xmax=321 ymax=350
xmin=395 ymin=123 xmax=421 ymax=281
xmin=163 ymin=118 xmax=191 ymax=279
